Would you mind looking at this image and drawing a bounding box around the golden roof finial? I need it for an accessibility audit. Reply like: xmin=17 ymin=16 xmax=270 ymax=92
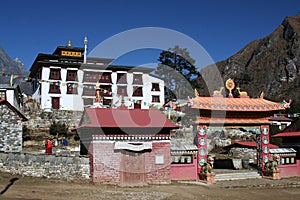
xmin=260 ymin=91 xmax=264 ymax=99
xmin=67 ymin=40 xmax=72 ymax=47
xmin=225 ymin=78 xmax=235 ymax=96
xmin=194 ymin=88 xmax=200 ymax=98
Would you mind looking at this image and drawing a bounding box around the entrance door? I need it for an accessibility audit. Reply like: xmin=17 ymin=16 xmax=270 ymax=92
xmin=134 ymin=102 xmax=141 ymax=109
xmin=51 ymin=97 xmax=60 ymax=109
xmin=120 ymin=150 xmax=145 ymax=186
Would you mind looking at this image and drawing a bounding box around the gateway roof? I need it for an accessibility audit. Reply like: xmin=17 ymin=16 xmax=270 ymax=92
xmin=191 ymin=96 xmax=285 ymax=112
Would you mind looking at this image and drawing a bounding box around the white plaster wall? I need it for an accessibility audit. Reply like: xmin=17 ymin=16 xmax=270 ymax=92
xmin=40 ymin=66 xmax=164 ymax=111
xmin=6 ymin=90 xmax=15 ymax=107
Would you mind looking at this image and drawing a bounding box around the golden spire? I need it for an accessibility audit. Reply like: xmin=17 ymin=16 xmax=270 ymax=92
xmin=67 ymin=40 xmax=72 ymax=47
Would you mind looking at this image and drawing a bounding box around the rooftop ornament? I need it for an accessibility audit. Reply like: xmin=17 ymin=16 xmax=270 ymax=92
xmin=225 ymin=78 xmax=235 ymax=98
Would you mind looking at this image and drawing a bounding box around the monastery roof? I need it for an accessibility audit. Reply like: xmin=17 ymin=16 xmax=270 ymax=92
xmin=79 ymin=108 xmax=178 ymax=129
xmin=191 ymin=96 xmax=285 ymax=112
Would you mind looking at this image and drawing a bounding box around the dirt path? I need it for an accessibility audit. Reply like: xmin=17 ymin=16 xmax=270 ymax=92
xmin=1 ymin=173 xmax=300 ymax=200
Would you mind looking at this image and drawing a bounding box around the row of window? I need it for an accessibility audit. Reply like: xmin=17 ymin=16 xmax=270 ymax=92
xmin=49 ymin=69 xmax=147 ymax=85
xmin=280 ymin=157 xmax=296 ymax=165
xmin=49 ymin=85 xmax=160 ymax=102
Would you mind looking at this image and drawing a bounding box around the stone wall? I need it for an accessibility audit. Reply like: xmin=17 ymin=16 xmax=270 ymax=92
xmin=0 ymin=152 xmax=90 ymax=180
xmin=23 ymin=109 xmax=83 ymax=135
xmin=0 ymin=104 xmax=23 ymax=152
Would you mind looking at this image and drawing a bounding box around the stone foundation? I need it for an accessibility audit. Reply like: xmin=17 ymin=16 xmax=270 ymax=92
xmin=0 ymin=152 xmax=90 ymax=180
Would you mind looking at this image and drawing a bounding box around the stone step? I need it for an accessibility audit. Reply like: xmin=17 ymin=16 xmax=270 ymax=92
xmin=215 ymin=171 xmax=261 ymax=181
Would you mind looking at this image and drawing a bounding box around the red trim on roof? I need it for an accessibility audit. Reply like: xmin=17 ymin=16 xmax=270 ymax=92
xmin=269 ymin=116 xmax=293 ymax=122
xmin=79 ymin=108 xmax=178 ymax=129
xmin=196 ymin=116 xmax=270 ymax=124
xmin=225 ymin=141 xmax=279 ymax=148
xmin=273 ymin=132 xmax=300 ymax=137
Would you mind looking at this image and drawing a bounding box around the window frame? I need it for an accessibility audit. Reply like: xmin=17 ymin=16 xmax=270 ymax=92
xmin=133 ymin=86 xmax=143 ymax=97
xmin=117 ymin=86 xmax=128 ymax=96
xmin=133 ymin=74 xmax=143 ymax=85
xmin=151 ymin=83 xmax=160 ymax=91
xmin=66 ymin=83 xmax=78 ymax=94
xmin=49 ymin=84 xmax=61 ymax=94
xmin=152 ymin=95 xmax=160 ymax=103
xmin=117 ymin=73 xmax=127 ymax=84
xmin=66 ymin=70 xmax=78 ymax=81
xmin=49 ymin=68 xmax=61 ymax=80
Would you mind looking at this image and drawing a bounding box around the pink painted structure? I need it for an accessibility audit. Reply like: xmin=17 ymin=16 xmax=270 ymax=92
xmin=279 ymin=160 xmax=300 ymax=178
xmin=170 ymin=157 xmax=198 ymax=180
xmin=77 ymin=108 xmax=178 ymax=186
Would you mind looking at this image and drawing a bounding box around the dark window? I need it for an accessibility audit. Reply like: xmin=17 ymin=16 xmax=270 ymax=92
xmin=49 ymin=68 xmax=61 ymax=80
xmin=133 ymin=87 xmax=143 ymax=97
xmin=134 ymin=102 xmax=141 ymax=109
xmin=83 ymin=72 xmax=112 ymax=83
xmin=83 ymin=72 xmax=101 ymax=82
xmin=51 ymin=97 xmax=60 ymax=109
xmin=151 ymin=83 xmax=160 ymax=91
xmin=117 ymin=73 xmax=127 ymax=84
xmin=152 ymin=95 xmax=160 ymax=103
xmin=0 ymin=91 xmax=6 ymax=100
xmin=100 ymin=72 xmax=112 ymax=83
xmin=103 ymin=98 xmax=112 ymax=106
xmin=49 ymin=83 xmax=61 ymax=94
xmin=101 ymin=85 xmax=112 ymax=97
xmin=66 ymin=83 xmax=78 ymax=94
xmin=83 ymin=98 xmax=93 ymax=106
xmin=117 ymin=86 xmax=127 ymax=96
xmin=66 ymin=70 xmax=78 ymax=81
xmin=133 ymin=74 xmax=143 ymax=84
xmin=82 ymin=85 xmax=95 ymax=96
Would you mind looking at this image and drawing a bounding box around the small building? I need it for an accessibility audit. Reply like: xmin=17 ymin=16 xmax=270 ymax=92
xmin=77 ymin=107 xmax=178 ymax=186
xmin=0 ymin=99 xmax=27 ymax=152
xmin=0 ymin=84 xmax=23 ymax=109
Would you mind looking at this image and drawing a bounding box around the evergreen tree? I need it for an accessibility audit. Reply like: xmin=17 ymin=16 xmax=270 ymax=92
xmin=155 ymin=46 xmax=200 ymax=101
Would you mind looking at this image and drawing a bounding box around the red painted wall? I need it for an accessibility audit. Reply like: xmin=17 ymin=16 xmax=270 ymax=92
xmin=170 ymin=156 xmax=197 ymax=180
xmin=90 ymin=142 xmax=121 ymax=184
xmin=89 ymin=140 xmax=171 ymax=185
xmin=145 ymin=141 xmax=171 ymax=184
xmin=279 ymin=160 xmax=300 ymax=178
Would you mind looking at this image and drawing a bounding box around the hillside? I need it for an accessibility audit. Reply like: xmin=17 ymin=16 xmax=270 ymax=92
xmin=197 ymin=13 xmax=300 ymax=109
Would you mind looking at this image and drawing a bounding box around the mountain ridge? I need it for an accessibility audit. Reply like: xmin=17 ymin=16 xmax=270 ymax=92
xmin=197 ymin=13 xmax=300 ymax=110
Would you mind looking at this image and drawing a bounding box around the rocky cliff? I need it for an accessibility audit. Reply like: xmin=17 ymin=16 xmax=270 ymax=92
xmin=197 ymin=13 xmax=300 ymax=108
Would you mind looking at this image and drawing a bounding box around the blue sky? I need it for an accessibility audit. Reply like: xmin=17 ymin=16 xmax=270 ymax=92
xmin=0 ymin=0 xmax=299 ymax=71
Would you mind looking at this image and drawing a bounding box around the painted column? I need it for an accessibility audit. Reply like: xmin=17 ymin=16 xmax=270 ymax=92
xmin=258 ymin=125 xmax=270 ymax=173
xmin=197 ymin=125 xmax=208 ymax=175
